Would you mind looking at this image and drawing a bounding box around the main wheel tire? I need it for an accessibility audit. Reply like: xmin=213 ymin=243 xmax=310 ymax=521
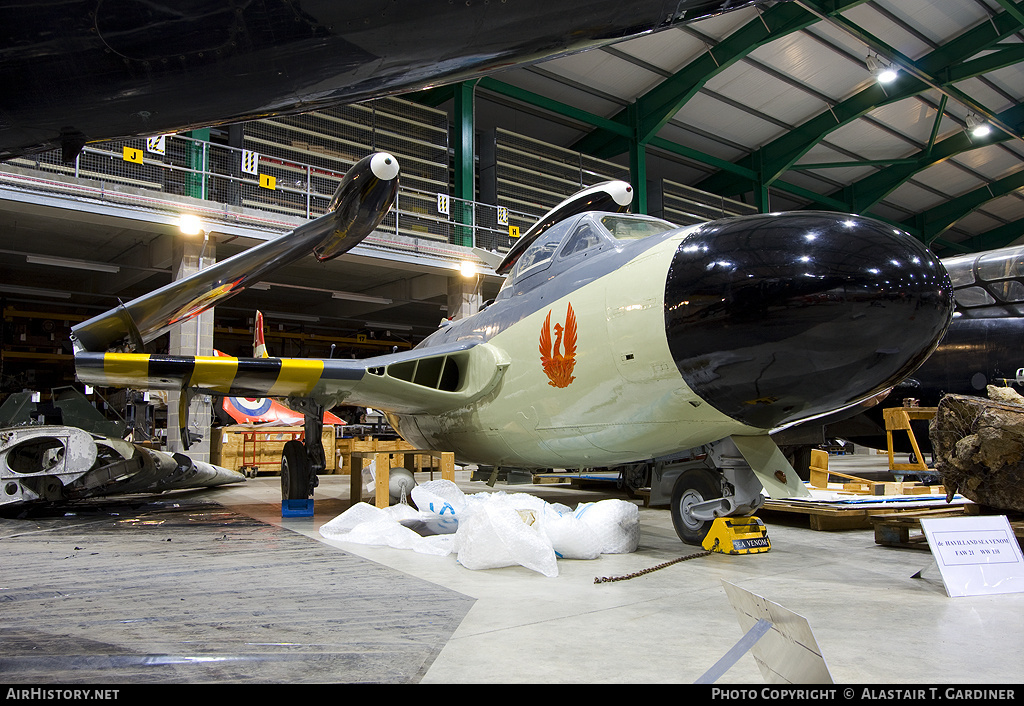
xmin=670 ymin=468 xmax=722 ymax=546
xmin=281 ymin=439 xmax=310 ymax=500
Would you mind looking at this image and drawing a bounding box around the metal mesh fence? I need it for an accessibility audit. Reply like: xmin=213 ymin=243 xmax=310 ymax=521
xmin=653 ymin=179 xmax=758 ymax=226
xmin=2 ymin=105 xmax=752 ymax=263
xmin=491 ymin=128 xmax=630 ymax=219
xmin=2 ymin=135 xmax=533 ymax=259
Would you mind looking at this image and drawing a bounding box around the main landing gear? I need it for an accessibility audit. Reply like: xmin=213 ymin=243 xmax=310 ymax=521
xmin=670 ymin=468 xmax=723 ymax=545
xmin=279 ymin=399 xmax=326 ymax=507
xmin=654 ymin=438 xmax=791 ymax=548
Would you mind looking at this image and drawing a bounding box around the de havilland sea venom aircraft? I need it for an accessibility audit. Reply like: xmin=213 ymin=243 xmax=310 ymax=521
xmin=70 ymin=152 xmax=955 ymax=544
xmin=2 ymin=0 xmax=780 ymax=161
xmin=0 ymin=0 xmax=955 ymax=541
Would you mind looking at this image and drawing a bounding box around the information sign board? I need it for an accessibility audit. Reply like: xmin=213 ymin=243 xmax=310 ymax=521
xmin=920 ymin=515 xmax=1024 ymax=597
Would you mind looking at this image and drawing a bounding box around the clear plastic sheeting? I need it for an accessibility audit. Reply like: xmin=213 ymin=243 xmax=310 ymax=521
xmin=318 ymin=479 xmax=640 ymax=577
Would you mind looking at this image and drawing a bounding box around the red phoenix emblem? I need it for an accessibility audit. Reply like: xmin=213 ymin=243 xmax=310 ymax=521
xmin=539 ymin=303 xmax=578 ymax=388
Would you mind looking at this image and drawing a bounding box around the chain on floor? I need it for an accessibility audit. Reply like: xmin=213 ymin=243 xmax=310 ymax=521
xmin=594 ymin=540 xmax=718 ymax=584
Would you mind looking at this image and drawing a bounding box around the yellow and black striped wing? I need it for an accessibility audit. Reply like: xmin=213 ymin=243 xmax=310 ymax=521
xmin=75 ymin=352 xmax=364 ymax=398
xmin=75 ymin=341 xmax=504 ymax=416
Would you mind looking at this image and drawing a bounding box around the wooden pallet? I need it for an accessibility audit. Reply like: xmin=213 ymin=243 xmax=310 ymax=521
xmin=871 ymin=507 xmax=1024 ymax=550
xmin=760 ymin=497 xmax=973 ymax=531
xmin=871 ymin=506 xmax=980 ymax=549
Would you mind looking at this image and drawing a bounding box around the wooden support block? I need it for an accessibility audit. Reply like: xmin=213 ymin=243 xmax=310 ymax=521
xmin=349 ymin=457 xmax=363 ymax=506
xmin=440 ymin=452 xmax=455 ymax=482
xmin=809 ymin=468 xmax=829 ymax=488
xmin=346 ymin=448 xmax=457 ymax=509
xmin=375 ymin=451 xmax=391 ymax=509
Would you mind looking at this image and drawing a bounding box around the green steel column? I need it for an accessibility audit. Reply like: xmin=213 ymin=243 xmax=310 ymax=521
xmin=627 ymin=102 xmax=647 ymax=214
xmin=185 ymin=128 xmax=210 ymax=200
xmin=453 ymin=81 xmax=476 ymax=247
xmin=753 ymin=150 xmax=770 ymax=213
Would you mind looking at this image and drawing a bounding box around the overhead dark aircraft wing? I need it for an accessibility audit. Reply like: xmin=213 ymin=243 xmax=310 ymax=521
xmin=74 ymin=340 xmax=512 ymax=417
xmin=0 ymin=1 xmax=780 ymax=160
xmin=70 ymin=153 xmax=399 ymax=353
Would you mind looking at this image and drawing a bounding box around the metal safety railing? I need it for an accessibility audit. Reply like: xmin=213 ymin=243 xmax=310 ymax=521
xmin=0 ymin=133 xmax=540 ymax=263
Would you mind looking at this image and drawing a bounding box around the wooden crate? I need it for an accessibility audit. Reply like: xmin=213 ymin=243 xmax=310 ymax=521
xmin=335 ymin=437 xmax=432 ymax=476
xmin=211 ymin=425 xmax=336 ymax=474
xmin=871 ymin=507 xmax=1024 ymax=550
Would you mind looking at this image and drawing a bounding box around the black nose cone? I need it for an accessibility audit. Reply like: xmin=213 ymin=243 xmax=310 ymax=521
xmin=664 ymin=212 xmax=953 ymax=430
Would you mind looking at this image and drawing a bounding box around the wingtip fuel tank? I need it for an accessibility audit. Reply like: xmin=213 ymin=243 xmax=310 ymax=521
xmin=313 ymin=152 xmax=400 ymax=262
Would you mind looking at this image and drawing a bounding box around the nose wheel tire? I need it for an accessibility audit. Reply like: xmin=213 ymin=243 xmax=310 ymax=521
xmin=670 ymin=468 xmax=722 ymax=545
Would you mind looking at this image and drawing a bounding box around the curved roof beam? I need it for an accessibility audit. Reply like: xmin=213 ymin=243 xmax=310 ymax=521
xmin=571 ymin=0 xmax=869 ymax=159
xmin=695 ymin=0 xmax=1024 ymax=197
xmin=839 ymin=101 xmax=1024 ymax=214
xmin=907 ymin=168 xmax=1024 ymax=247
xmin=945 ymin=219 xmax=1024 ymax=257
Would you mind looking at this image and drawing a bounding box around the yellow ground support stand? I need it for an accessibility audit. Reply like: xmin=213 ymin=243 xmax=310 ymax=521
xmin=883 ymin=406 xmax=937 ymax=473
xmin=702 ymin=516 xmax=771 ymax=554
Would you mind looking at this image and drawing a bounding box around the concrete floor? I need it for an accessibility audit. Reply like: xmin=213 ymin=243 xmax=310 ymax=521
xmin=2 ymin=451 xmax=1023 ymax=685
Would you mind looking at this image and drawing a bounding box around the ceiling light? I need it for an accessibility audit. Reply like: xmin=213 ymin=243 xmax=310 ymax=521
xmin=25 ymin=254 xmax=119 ymax=273
xmin=460 ymin=261 xmax=476 ymax=278
xmin=332 ymin=291 xmax=394 ymax=305
xmin=364 ymin=321 xmax=412 ymax=331
xmin=0 ymin=284 xmax=72 ymax=299
xmin=179 ymin=214 xmax=204 ymax=235
xmin=865 ymin=55 xmax=897 ymax=84
xmin=966 ymin=114 xmax=991 ymax=138
xmin=263 ymin=310 xmax=319 ymax=323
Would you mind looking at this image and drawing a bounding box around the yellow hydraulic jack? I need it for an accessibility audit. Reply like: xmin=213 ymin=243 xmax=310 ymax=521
xmin=702 ymin=516 xmax=771 ymax=554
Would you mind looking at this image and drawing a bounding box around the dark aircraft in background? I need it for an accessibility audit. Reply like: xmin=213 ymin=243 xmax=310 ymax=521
xmin=69 ymin=155 xmax=954 ymax=544
xmin=774 ymin=244 xmax=1024 ymax=464
xmin=0 ymin=0 xmax=775 ymax=160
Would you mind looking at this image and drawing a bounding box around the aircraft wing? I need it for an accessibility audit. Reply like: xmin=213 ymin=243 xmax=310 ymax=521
xmin=75 ymin=340 xmax=511 ymax=417
xmin=70 ymin=153 xmax=399 ymax=354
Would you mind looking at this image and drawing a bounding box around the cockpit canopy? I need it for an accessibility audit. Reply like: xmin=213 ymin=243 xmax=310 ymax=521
xmin=501 ymin=212 xmax=677 ymax=294
xmin=944 ymin=244 xmax=1024 ymax=318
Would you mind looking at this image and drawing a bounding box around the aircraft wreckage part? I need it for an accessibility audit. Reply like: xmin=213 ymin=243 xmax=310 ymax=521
xmin=1 ymin=426 xmax=98 ymax=505
xmin=0 ymin=425 xmax=244 ymax=508
xmin=69 ymin=152 xmax=399 ymax=353
xmin=665 ymin=212 xmax=953 ymax=431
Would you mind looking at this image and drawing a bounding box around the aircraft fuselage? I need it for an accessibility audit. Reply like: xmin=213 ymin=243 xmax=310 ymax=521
xmin=379 ymin=210 xmax=953 ymax=469
xmin=72 ymin=207 xmax=954 ymax=474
